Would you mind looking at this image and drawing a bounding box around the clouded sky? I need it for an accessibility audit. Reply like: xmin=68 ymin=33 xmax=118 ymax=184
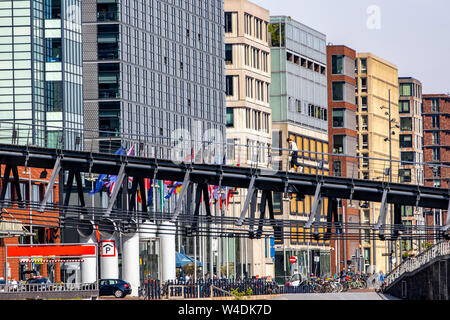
xmin=252 ymin=0 xmax=450 ymax=94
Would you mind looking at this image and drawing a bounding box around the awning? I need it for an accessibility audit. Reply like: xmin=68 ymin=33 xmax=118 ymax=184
xmin=176 ymin=251 xmax=203 ymax=268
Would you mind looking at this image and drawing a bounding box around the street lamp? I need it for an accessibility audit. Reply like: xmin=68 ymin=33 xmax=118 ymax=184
xmin=379 ymin=90 xmax=400 ymax=273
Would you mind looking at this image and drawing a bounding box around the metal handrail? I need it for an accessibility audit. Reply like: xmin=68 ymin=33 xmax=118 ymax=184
xmin=385 ymin=241 xmax=450 ymax=287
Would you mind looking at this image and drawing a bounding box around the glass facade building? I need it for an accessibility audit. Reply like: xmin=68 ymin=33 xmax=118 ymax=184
xmin=0 ymin=0 xmax=84 ymax=150
xmin=82 ymin=0 xmax=226 ymax=156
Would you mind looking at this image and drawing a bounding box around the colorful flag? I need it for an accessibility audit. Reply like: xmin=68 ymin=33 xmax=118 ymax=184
xmin=88 ymin=147 xmax=127 ymax=196
xmin=165 ymin=181 xmax=183 ymax=199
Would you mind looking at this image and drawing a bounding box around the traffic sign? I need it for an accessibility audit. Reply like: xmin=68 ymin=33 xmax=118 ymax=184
xmin=101 ymin=240 xmax=116 ymax=257
xmin=289 ymin=256 xmax=297 ymax=264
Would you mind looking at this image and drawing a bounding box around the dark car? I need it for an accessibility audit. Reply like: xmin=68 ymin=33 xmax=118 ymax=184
xmin=98 ymin=279 xmax=132 ymax=298
xmin=25 ymin=277 xmax=52 ymax=291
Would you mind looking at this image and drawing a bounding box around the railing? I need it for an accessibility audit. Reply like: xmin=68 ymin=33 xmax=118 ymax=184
xmin=0 ymin=120 xmax=448 ymax=186
xmin=143 ymin=278 xmax=311 ymax=300
xmin=385 ymin=241 xmax=450 ymax=287
xmin=0 ymin=282 xmax=98 ymax=293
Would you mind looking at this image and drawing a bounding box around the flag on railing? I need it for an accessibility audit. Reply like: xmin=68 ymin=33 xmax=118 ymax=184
xmin=88 ymin=146 xmax=134 ymax=196
xmin=165 ymin=181 xmax=183 ymax=199
xmin=108 ymin=146 xmax=135 ymax=196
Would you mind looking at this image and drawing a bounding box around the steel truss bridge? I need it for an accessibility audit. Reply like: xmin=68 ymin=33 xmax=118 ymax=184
xmin=0 ymin=143 xmax=449 ymax=241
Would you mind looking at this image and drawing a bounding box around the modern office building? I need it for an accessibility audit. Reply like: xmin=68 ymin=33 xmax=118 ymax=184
xmin=269 ymin=16 xmax=331 ymax=281
xmin=224 ymin=0 xmax=273 ymax=279
xmin=326 ymin=45 xmax=360 ymax=275
xmin=81 ymin=0 xmax=227 ymax=290
xmin=398 ymin=77 xmax=425 ymax=258
xmin=355 ymin=52 xmax=400 ymax=273
xmin=82 ymin=0 xmax=226 ymax=156
xmin=0 ymin=0 xmax=84 ymax=150
xmin=0 ymin=0 xmax=82 ymax=283
xmin=422 ymin=94 xmax=449 ymax=244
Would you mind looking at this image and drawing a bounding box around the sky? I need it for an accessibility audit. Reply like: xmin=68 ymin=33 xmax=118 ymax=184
xmin=252 ymin=0 xmax=450 ymax=94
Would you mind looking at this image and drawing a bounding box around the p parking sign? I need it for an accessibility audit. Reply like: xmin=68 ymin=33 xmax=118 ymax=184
xmin=101 ymin=240 xmax=116 ymax=257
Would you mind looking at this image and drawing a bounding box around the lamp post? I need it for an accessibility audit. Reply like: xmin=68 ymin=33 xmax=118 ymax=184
xmin=380 ymin=89 xmax=403 ymax=273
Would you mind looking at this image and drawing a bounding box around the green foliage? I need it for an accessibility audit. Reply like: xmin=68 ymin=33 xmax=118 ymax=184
xmin=230 ymin=287 xmax=252 ymax=300
xmin=182 ymin=262 xmax=201 ymax=277
xmin=422 ymin=242 xmax=433 ymax=251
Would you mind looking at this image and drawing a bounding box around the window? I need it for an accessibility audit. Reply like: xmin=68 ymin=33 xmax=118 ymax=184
xmin=360 ymin=96 xmax=368 ymax=111
xmin=45 ymin=0 xmax=61 ymax=19
xmin=333 ymin=160 xmax=342 ymax=177
xmin=360 ymin=59 xmax=367 ymax=73
xmin=45 ymin=81 xmax=63 ymax=112
xmin=333 ymin=135 xmax=344 ymax=154
xmin=226 ymin=108 xmax=234 ymax=127
xmin=268 ymin=23 xmax=285 ymax=47
xmin=399 ymin=83 xmax=412 ymax=97
xmin=331 ymin=55 xmax=344 ymax=74
xmin=399 ymin=101 xmax=410 ymax=113
xmin=431 ymin=99 xmax=439 ymax=112
xmin=46 ymin=38 xmax=62 ymax=62
xmin=361 ymin=115 xmax=368 ymax=131
xmin=399 ymin=169 xmax=411 ymax=183
xmin=362 ymin=154 xmax=369 ymax=169
xmin=401 ymin=206 xmax=413 ymax=217
xmin=362 ymin=135 xmax=368 ymax=149
xmin=225 ymin=44 xmax=233 ymax=64
xmin=360 ymin=78 xmax=367 ymax=92
xmin=399 ymin=135 xmax=412 ymax=148
xmin=98 ymin=24 xmax=120 ymax=60
xmin=432 ymin=148 xmax=440 ymax=161
xmin=225 ymin=76 xmax=233 ymax=96
xmin=98 ymin=63 xmax=120 ymax=99
xmin=99 ymin=102 xmax=120 ymax=133
xmin=432 ymin=132 xmax=440 ymax=145
xmin=431 ymin=115 xmax=440 ymax=128
xmin=400 ymin=117 xmax=412 ymax=131
xmin=332 ymin=109 xmax=345 ymax=127
xmin=224 ymin=12 xmax=232 ymax=33
xmin=97 ymin=2 xmax=118 ymax=22
xmin=401 ymin=152 xmax=414 ymax=164
xmin=332 ymin=82 xmax=344 ymax=101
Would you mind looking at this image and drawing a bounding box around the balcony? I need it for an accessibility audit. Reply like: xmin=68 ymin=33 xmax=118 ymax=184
xmin=97 ymin=2 xmax=119 ymax=22
xmin=98 ymin=25 xmax=119 ymax=61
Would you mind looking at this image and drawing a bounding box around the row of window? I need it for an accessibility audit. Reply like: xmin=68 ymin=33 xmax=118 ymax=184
xmin=226 ymin=107 xmax=270 ymax=133
xmin=288 ymin=133 xmax=329 ymax=162
xmin=225 ymin=44 xmax=269 ymax=73
xmin=289 ymin=224 xmax=331 ymax=245
xmin=287 ymin=51 xmax=326 ymax=75
xmin=244 ymin=13 xmax=268 ymax=42
xmin=399 ymin=82 xmax=422 ymax=98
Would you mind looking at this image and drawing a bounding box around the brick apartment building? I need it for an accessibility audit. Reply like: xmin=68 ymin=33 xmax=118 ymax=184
xmin=326 ymin=45 xmax=360 ymax=275
xmin=422 ymin=94 xmax=449 ymax=241
xmin=0 ymin=166 xmax=60 ymax=282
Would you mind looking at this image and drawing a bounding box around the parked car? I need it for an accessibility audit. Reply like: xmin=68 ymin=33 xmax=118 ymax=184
xmin=98 ymin=279 xmax=132 ymax=298
xmin=25 ymin=276 xmax=52 ymax=291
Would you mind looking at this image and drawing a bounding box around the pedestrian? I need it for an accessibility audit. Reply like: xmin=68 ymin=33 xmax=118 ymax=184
xmin=379 ymin=271 xmax=384 ymax=282
xmin=286 ymin=138 xmax=302 ymax=172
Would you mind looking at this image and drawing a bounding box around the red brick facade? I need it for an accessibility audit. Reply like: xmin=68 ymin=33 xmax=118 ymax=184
xmin=327 ymin=45 xmax=360 ymax=274
xmin=0 ymin=166 xmax=61 ymax=281
xmin=423 ymin=94 xmax=449 ymax=241
xmin=423 ymin=94 xmax=450 ymax=189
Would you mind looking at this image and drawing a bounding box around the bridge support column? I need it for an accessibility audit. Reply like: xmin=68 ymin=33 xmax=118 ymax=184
xmin=122 ymin=232 xmax=140 ymax=296
xmin=100 ymin=235 xmax=119 ymax=279
xmin=159 ymin=221 xmax=176 ymax=281
xmin=80 ymin=234 xmax=97 ymax=284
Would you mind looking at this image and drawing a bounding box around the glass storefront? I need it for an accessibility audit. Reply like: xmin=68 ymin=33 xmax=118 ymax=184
xmin=139 ymin=239 xmax=160 ymax=282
